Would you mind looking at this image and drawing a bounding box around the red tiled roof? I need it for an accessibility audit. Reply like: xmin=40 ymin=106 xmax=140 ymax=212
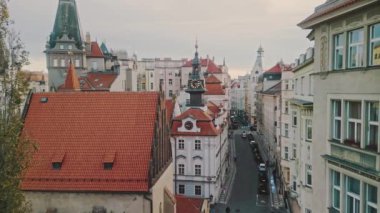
xmin=171 ymin=108 xmax=219 ymax=136
xmin=299 ymin=0 xmax=358 ymax=27
xmin=205 ymin=75 xmax=221 ymax=84
xmin=183 ymin=58 xmax=222 ymax=73
xmin=60 ymin=62 xmax=80 ymax=91
xmin=165 ymin=100 xmax=175 ymax=124
xmin=87 ymin=42 xmax=104 ymax=58
xmin=58 ymin=72 xmax=118 ymax=92
xmin=266 ymin=63 xmax=282 ymax=73
xmin=22 ymin=92 xmax=159 ymax=192
xmin=176 ymin=195 xmax=203 ymax=213
xmin=205 ymin=84 xmax=225 ymax=96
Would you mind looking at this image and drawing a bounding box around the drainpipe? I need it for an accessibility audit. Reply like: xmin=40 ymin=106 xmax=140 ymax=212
xmin=143 ymin=193 xmax=153 ymax=213
xmin=174 ymin=137 xmax=177 ymax=195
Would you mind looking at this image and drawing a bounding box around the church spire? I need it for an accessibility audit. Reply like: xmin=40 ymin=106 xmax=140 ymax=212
xmin=251 ymin=45 xmax=264 ymax=76
xmin=49 ymin=0 xmax=83 ymax=49
xmin=186 ymin=41 xmax=205 ymax=107
xmin=61 ymin=60 xmax=80 ymax=91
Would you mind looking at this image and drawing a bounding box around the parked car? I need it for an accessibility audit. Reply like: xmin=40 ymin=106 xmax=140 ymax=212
xmin=259 ymin=163 xmax=266 ymax=172
xmin=250 ymin=140 xmax=257 ymax=147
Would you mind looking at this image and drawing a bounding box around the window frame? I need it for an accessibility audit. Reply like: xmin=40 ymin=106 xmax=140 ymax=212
xmin=292 ymin=111 xmax=297 ymax=127
xmin=195 ymin=140 xmax=201 ymax=150
xmin=178 ymin=139 xmax=184 ymax=150
xmin=305 ymin=164 xmax=312 ymax=187
xmin=331 ymin=170 xmax=341 ymax=211
xmin=346 ymin=101 xmax=362 ymax=144
xmin=365 ymin=183 xmax=378 ymax=213
xmin=178 ymin=164 xmax=185 ymax=175
xmin=284 ymin=123 xmax=289 ymax=138
xmin=178 ymin=184 xmax=185 ymax=194
xmin=195 ymin=185 xmax=202 ymax=196
xmin=195 ymin=164 xmax=201 ymax=176
xmin=366 ymin=101 xmax=379 ymax=150
xmin=284 ymin=146 xmax=289 ymax=160
xmin=332 ymin=100 xmax=342 ymax=140
xmin=333 ymin=33 xmax=344 ymax=70
xmin=347 ymin=28 xmax=364 ymax=68
xmin=306 ymin=119 xmax=312 ymax=141
xmin=345 ymin=176 xmax=361 ymax=213
xmin=369 ymin=23 xmax=380 ymax=66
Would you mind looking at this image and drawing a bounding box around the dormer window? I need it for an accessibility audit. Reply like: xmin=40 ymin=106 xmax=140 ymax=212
xmin=60 ymin=44 xmax=64 ymax=50
xmin=103 ymin=151 xmax=116 ymax=170
xmin=51 ymin=152 xmax=65 ymax=170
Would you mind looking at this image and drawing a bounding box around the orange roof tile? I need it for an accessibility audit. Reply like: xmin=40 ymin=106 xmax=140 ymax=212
xmin=205 ymin=84 xmax=225 ymax=96
xmin=176 ymin=195 xmax=203 ymax=213
xmin=183 ymin=58 xmax=222 ymax=73
xmin=171 ymin=108 xmax=219 ymax=136
xmin=87 ymin=42 xmax=104 ymax=58
xmin=60 ymin=62 xmax=80 ymax=91
xmin=205 ymin=75 xmax=221 ymax=84
xmin=165 ymin=100 xmax=175 ymax=124
xmin=22 ymin=92 xmax=159 ymax=192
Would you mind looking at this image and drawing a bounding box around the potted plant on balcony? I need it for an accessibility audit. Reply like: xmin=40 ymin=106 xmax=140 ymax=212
xmin=343 ymin=139 xmax=360 ymax=148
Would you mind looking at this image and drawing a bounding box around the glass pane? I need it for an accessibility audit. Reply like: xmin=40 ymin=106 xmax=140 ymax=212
xmin=367 ymin=206 xmax=377 ymax=213
xmin=350 ymin=29 xmax=364 ymax=43
xmin=369 ymin=125 xmax=378 ymax=145
xmin=335 ymin=120 xmax=341 ymax=139
xmin=355 ymin=199 xmax=360 ymax=213
xmin=334 ymin=101 xmax=342 ymax=117
xmin=369 ymin=102 xmax=379 ymax=121
xmin=347 ymin=177 xmax=360 ymax=194
xmin=348 ymin=122 xmax=355 ymax=140
xmin=347 ymin=196 xmax=354 ymax=213
xmin=334 ymin=171 xmax=340 ymax=186
xmin=349 ymin=102 xmax=361 ymax=119
xmin=350 ymin=46 xmax=358 ymax=67
xmin=371 ymin=23 xmax=380 ymax=39
xmin=333 ymin=188 xmax=340 ymax=208
xmin=335 ymin=49 xmax=343 ymax=69
xmin=367 ymin=184 xmax=378 ymax=203
xmin=370 ymin=41 xmax=380 ymax=66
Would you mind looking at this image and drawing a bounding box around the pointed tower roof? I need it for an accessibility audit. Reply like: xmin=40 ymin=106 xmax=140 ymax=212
xmin=49 ymin=0 xmax=83 ymax=49
xmin=61 ymin=61 xmax=80 ymax=91
xmin=251 ymin=45 xmax=264 ymax=76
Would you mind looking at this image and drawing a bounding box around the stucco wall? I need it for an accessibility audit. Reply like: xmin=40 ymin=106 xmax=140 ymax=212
xmin=25 ymin=191 xmax=150 ymax=213
xmin=152 ymin=162 xmax=174 ymax=213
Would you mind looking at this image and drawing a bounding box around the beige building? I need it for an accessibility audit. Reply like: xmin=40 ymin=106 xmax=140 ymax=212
xmin=299 ymin=1 xmax=380 ymax=212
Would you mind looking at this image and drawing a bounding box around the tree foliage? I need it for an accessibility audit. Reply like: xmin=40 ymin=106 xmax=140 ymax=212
xmin=0 ymin=0 xmax=34 ymax=212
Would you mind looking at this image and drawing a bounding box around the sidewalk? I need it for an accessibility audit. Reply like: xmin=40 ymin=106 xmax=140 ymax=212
xmin=217 ymin=130 xmax=237 ymax=204
xmin=256 ymin=133 xmax=288 ymax=212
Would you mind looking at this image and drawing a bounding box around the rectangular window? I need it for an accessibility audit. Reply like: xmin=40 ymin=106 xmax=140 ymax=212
xmin=292 ymin=144 xmax=297 ymax=159
xmin=169 ymin=90 xmax=173 ymax=97
xmin=285 ymin=80 xmax=289 ymax=90
xmin=141 ymin=83 xmax=146 ymax=90
xmin=53 ymin=59 xmax=58 ymax=67
xmin=150 ymin=82 xmax=153 ymax=90
xmin=92 ymin=61 xmax=97 ymax=70
xmin=195 ymin=165 xmax=201 ymax=176
xmin=285 ymin=101 xmax=289 ymax=114
xmin=179 ymin=184 xmax=185 ymax=194
xmin=306 ymin=119 xmax=312 ymax=141
xmin=284 ymin=146 xmax=289 ymax=160
xmin=369 ymin=23 xmax=380 ymax=66
xmin=195 ymin=185 xmax=202 ymax=196
xmin=346 ymin=101 xmax=362 ymax=144
xmin=68 ymin=45 xmax=72 ymax=50
xmin=285 ymin=123 xmax=289 ymax=138
xmin=305 ymin=209 xmax=312 ymax=213
xmin=74 ymin=59 xmax=80 ymax=67
xmin=195 ymin=140 xmax=201 ymax=150
xmin=333 ymin=33 xmax=344 ymax=70
xmin=292 ymin=178 xmax=297 ymax=191
xmin=348 ymin=28 xmax=364 ymax=68
xmin=292 ymin=111 xmax=297 ymax=127
xmin=365 ymin=184 xmax=378 ymax=213
xmin=178 ymin=164 xmax=184 ymax=175
xmin=332 ymin=100 xmax=342 ymax=140
xmin=301 ymin=77 xmax=305 ymax=95
xmin=60 ymin=44 xmax=64 ymax=50
xmin=308 ymin=75 xmax=313 ymax=95
xmin=160 ymin=79 xmax=164 ymax=86
xmin=295 ymin=79 xmax=298 ymax=94
xmin=331 ymin=170 xmax=341 ymax=211
xmin=366 ymin=102 xmax=379 ymax=151
xmin=346 ymin=176 xmax=360 ymax=213
xmin=61 ymin=59 xmax=65 ymax=67
xmin=178 ymin=139 xmax=184 ymax=150
xmin=305 ymin=164 xmax=312 ymax=187
xmin=169 ymin=79 xmax=173 ymax=85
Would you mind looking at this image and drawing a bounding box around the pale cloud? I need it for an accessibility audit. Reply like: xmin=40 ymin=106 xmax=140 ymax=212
xmin=8 ymin=0 xmax=324 ymax=78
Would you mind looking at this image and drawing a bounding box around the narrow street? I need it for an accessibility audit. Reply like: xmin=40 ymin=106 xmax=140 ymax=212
xmin=213 ymin=128 xmax=270 ymax=212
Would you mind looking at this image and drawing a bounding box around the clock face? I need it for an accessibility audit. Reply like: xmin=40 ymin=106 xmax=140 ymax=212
xmin=190 ymin=80 xmax=203 ymax=89
xmin=184 ymin=121 xmax=193 ymax=130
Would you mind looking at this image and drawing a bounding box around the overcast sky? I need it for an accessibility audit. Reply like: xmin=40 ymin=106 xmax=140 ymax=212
xmin=8 ymin=0 xmax=323 ymax=78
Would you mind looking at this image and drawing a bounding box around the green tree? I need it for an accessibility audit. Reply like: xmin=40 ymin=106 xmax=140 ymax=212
xmin=0 ymin=0 xmax=34 ymax=212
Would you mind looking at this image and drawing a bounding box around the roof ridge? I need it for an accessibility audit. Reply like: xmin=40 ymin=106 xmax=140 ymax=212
xmin=62 ymin=61 xmax=81 ymax=91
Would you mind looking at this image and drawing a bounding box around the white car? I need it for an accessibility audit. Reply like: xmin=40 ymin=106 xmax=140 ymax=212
xmin=241 ymin=131 xmax=247 ymax=138
xmin=250 ymin=140 xmax=256 ymax=146
xmin=259 ymin=163 xmax=266 ymax=172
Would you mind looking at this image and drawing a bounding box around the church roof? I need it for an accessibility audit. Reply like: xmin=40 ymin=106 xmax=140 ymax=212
xmin=49 ymin=0 xmax=83 ymax=49
xmin=21 ymin=92 xmax=160 ymax=192
xmin=205 ymin=75 xmax=222 ymax=84
xmin=59 ymin=61 xmax=80 ymax=91
xmin=87 ymin=42 xmax=104 ymax=58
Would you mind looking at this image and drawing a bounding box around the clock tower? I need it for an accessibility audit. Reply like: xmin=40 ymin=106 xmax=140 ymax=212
xmin=186 ymin=42 xmax=205 ymax=107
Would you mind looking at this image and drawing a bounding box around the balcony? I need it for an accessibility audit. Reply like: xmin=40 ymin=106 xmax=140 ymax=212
xmin=326 ymin=141 xmax=380 ymax=180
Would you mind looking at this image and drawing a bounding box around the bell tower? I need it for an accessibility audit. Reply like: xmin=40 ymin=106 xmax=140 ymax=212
xmin=185 ymin=41 xmax=205 ymax=107
xmin=45 ymin=0 xmax=86 ymax=91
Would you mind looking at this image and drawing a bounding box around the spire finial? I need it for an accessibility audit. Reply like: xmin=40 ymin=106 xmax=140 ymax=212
xmin=195 ymin=37 xmax=198 ymax=52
